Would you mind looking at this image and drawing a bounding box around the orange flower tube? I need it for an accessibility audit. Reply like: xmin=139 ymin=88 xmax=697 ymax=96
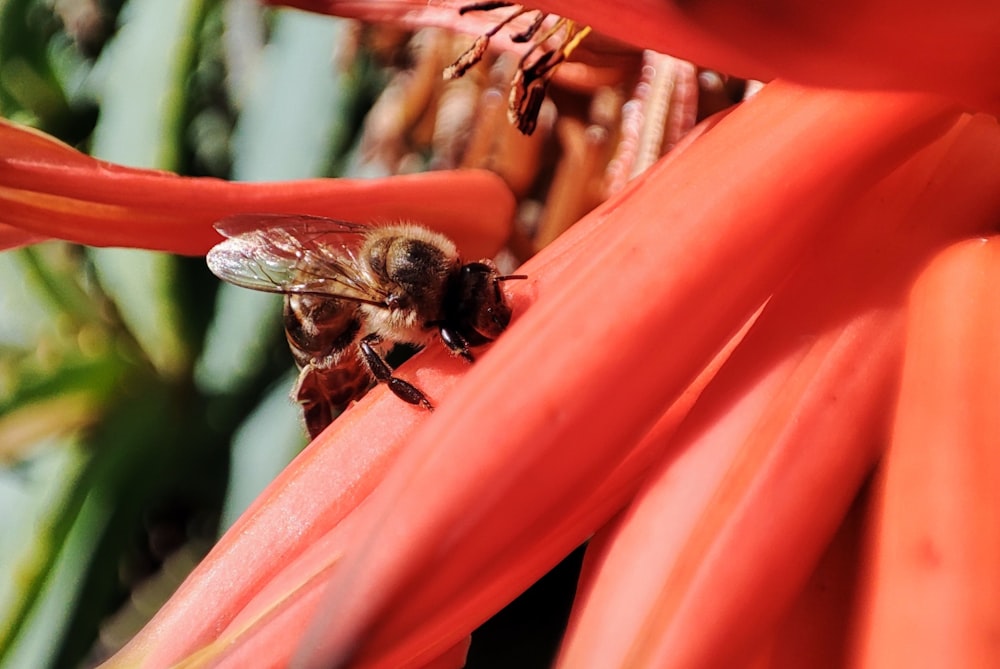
xmin=103 ymin=82 xmax=963 ymax=669
xmin=554 ymin=112 xmax=1000 ymax=669
xmin=743 ymin=490 xmax=868 ymax=669
xmin=534 ymin=0 xmax=1000 ymax=113
xmin=854 ymin=237 xmax=1000 ymax=668
xmin=0 ymin=119 xmax=514 ymax=257
xmin=274 ymin=0 xmax=1000 ymax=114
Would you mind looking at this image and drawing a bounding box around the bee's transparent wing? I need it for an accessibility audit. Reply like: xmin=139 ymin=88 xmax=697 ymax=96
xmin=206 ymin=214 xmax=388 ymax=305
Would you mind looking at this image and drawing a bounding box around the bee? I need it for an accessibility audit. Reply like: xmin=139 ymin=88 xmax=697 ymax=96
xmin=206 ymin=214 xmax=524 ymax=438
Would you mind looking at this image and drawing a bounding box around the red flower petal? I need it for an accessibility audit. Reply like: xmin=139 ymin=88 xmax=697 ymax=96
xmin=0 ymin=119 xmax=514 ymax=257
xmin=746 ymin=489 xmax=868 ymax=669
xmin=103 ymin=82 xmax=965 ymax=668
xmin=276 ymin=0 xmax=1000 ymax=113
xmin=854 ymin=236 xmax=1000 ymax=668
xmin=0 ymin=222 xmax=44 ymax=250
xmin=556 ymin=112 xmax=1000 ymax=669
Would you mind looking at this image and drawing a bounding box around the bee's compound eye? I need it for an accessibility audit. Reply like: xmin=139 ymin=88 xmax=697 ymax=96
xmin=488 ymin=302 xmax=512 ymax=330
xmin=478 ymin=299 xmax=512 ymax=337
xmin=460 ymin=264 xmax=512 ymax=339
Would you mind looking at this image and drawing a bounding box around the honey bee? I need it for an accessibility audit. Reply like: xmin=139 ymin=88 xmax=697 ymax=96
xmin=206 ymin=214 xmax=524 ymax=438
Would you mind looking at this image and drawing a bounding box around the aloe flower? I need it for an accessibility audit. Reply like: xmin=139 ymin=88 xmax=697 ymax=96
xmin=278 ymin=0 xmax=1000 ymax=113
xmin=856 ymin=237 xmax=1000 ymax=668
xmin=3 ymin=1 xmax=1000 ymax=668
xmin=0 ymin=120 xmax=513 ymax=256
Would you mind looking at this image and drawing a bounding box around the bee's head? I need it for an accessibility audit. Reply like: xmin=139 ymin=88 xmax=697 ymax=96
xmin=454 ymin=261 xmax=520 ymax=341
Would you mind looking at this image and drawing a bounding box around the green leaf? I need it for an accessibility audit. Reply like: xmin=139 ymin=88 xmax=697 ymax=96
xmin=219 ymin=370 xmax=304 ymax=531
xmin=89 ymin=0 xmax=207 ymax=170
xmin=0 ymin=0 xmax=72 ymax=128
xmin=0 ymin=355 xmax=127 ymax=460
xmin=0 ymin=441 xmax=89 ymax=669
xmin=0 ymin=249 xmax=59 ymax=349
xmin=231 ymin=9 xmax=351 ymax=181
xmin=87 ymin=248 xmax=190 ymax=379
xmin=195 ymin=284 xmax=283 ymax=395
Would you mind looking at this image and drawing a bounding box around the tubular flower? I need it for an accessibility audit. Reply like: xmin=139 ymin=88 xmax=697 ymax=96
xmin=96 ymin=77 xmax=1000 ymax=668
xmin=555 ymin=113 xmax=1000 ymax=669
xmin=0 ymin=119 xmax=514 ymax=256
xmin=854 ymin=237 xmax=1000 ymax=668
xmin=276 ymin=0 xmax=1000 ymax=114
xmin=2 ymin=2 xmax=998 ymax=669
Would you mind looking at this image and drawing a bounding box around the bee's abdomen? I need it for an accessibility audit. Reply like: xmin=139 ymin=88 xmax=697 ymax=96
xmin=293 ymin=360 xmax=373 ymax=438
xmin=284 ymin=294 xmax=370 ymax=437
xmin=284 ymin=295 xmax=361 ymax=368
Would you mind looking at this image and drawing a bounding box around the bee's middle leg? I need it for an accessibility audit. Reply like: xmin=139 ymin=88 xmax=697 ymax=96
xmin=359 ymin=333 xmax=434 ymax=411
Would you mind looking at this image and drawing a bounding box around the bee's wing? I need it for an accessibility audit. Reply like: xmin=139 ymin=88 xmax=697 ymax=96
xmin=206 ymin=214 xmax=388 ymax=305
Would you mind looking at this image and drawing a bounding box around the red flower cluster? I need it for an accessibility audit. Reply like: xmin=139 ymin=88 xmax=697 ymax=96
xmin=4 ymin=1 xmax=999 ymax=667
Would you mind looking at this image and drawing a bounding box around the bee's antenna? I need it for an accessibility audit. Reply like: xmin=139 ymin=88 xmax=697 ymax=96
xmin=498 ymin=274 xmax=528 ymax=281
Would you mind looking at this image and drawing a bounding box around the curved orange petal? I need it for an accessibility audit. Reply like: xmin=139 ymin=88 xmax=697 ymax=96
xmin=853 ymin=237 xmax=1000 ymax=668
xmin=233 ymin=90 xmax=964 ymax=669
xmin=99 ymin=82 xmax=965 ymax=669
xmin=554 ymin=112 xmax=1000 ymax=669
xmin=0 ymin=222 xmax=44 ymax=250
xmin=277 ymin=0 xmax=1000 ymax=113
xmin=0 ymin=119 xmax=514 ymax=257
xmin=538 ymin=0 xmax=1000 ymax=112
xmin=745 ymin=488 xmax=868 ymax=669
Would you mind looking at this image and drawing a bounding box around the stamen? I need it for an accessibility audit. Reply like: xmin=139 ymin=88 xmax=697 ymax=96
xmin=458 ymin=0 xmax=517 ymax=14
xmin=509 ymin=11 xmax=545 ymax=43
xmin=444 ymin=4 xmax=531 ymax=80
xmin=445 ymin=3 xmax=592 ymax=135
xmin=508 ymin=20 xmax=591 ymax=134
xmin=443 ymin=35 xmax=490 ymax=80
xmin=508 ymin=52 xmax=555 ymax=134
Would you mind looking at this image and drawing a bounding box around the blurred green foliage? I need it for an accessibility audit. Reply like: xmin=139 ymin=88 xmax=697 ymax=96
xmin=0 ymin=1 xmax=385 ymax=665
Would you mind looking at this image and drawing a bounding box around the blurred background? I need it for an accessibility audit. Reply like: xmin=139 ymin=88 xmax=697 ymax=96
xmin=0 ymin=2 xmax=747 ymax=665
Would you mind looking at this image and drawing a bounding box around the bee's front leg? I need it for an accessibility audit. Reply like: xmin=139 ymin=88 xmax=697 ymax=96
xmin=359 ymin=333 xmax=434 ymax=411
xmin=437 ymin=326 xmax=475 ymax=362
